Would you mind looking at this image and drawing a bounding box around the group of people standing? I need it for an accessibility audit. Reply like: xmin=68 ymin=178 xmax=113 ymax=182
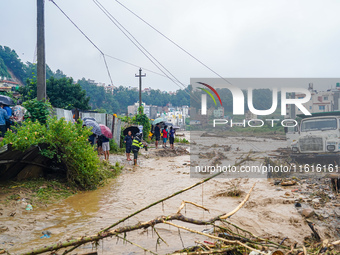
xmin=88 ymin=133 xmax=110 ymax=161
xmin=122 ymin=123 xmax=177 ymax=166
xmin=154 ymin=123 xmax=175 ymax=149
xmin=96 ymin=135 xmax=110 ymax=161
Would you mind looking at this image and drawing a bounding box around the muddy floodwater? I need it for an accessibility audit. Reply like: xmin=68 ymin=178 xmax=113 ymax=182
xmin=1 ymin=133 xmax=331 ymax=254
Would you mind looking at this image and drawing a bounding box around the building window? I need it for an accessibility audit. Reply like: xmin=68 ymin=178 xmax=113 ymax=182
xmin=323 ymin=96 xmax=328 ymax=101
xmin=309 ymin=106 xmax=312 ymax=109
xmin=319 ymin=105 xmax=325 ymax=110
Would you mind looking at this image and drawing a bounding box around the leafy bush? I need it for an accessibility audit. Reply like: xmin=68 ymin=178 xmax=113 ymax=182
xmin=2 ymin=117 xmax=112 ymax=190
xmin=174 ymin=137 xmax=189 ymax=144
xmin=23 ymin=98 xmax=52 ymax=124
xmin=109 ymin=139 xmax=125 ymax=153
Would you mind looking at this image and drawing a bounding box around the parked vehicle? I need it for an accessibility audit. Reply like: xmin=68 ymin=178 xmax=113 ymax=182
xmin=290 ymin=112 xmax=340 ymax=163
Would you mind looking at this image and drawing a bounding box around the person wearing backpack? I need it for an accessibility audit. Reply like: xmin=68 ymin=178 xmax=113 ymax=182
xmin=131 ymin=133 xmax=144 ymax=166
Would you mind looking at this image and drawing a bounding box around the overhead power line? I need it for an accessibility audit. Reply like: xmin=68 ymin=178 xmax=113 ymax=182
xmin=104 ymin=54 xmax=168 ymax=78
xmin=92 ymin=0 xmax=197 ymax=101
xmin=115 ymin=0 xmax=234 ymax=86
xmin=92 ymin=0 xmax=188 ymax=90
xmin=49 ymin=0 xmax=196 ymax=104
xmin=49 ymin=0 xmax=114 ymax=86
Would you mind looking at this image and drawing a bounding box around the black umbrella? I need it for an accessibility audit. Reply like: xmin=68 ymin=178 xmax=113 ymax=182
xmin=0 ymin=95 xmax=15 ymax=106
xmin=123 ymin=126 xmax=140 ymax=136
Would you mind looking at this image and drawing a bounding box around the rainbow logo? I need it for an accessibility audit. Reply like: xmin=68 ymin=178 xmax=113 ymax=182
xmin=197 ymin=82 xmax=223 ymax=106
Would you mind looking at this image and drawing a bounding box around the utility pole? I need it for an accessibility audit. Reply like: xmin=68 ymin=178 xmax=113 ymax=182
xmin=135 ymin=68 xmax=146 ymax=113
xmin=37 ymin=0 xmax=46 ymax=101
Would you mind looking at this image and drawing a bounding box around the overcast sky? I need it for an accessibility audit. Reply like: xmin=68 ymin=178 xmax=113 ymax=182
xmin=2 ymin=0 xmax=340 ymax=91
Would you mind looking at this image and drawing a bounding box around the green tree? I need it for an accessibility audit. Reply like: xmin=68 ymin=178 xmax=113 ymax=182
xmin=0 ymin=46 xmax=26 ymax=83
xmin=134 ymin=106 xmax=150 ymax=138
xmin=0 ymin=57 xmax=10 ymax=78
xmin=23 ymin=98 xmax=52 ymax=124
xmin=20 ymin=77 xmax=90 ymax=110
xmin=24 ymin=62 xmax=54 ymax=81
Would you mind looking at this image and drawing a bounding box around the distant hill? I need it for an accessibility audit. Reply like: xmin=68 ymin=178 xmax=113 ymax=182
xmin=0 ymin=57 xmax=10 ymax=79
xmin=0 ymin=45 xmax=276 ymax=115
xmin=0 ymin=45 xmax=54 ymax=84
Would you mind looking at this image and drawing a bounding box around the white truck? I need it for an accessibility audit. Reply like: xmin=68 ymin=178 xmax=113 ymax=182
xmin=289 ymin=114 xmax=340 ymax=163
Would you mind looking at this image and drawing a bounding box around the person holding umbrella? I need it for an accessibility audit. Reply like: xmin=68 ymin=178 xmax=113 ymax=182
xmin=98 ymin=124 xmax=113 ymax=161
xmin=83 ymin=119 xmax=102 ymax=145
xmin=101 ymin=135 xmax=110 ymax=161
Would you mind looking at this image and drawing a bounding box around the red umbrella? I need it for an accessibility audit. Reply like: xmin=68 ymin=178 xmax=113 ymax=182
xmin=99 ymin=124 xmax=113 ymax=139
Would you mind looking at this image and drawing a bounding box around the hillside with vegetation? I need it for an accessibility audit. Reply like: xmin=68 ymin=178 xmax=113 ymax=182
xmin=0 ymin=45 xmax=277 ymax=114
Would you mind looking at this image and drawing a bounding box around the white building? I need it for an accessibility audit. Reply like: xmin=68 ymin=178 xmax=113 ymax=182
xmin=286 ymin=83 xmax=340 ymax=118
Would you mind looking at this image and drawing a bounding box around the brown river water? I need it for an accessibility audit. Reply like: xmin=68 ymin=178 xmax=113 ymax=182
xmin=2 ymin=134 xmax=314 ymax=254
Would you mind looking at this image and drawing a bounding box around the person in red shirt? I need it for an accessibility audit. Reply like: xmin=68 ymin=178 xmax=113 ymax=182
xmin=162 ymin=126 xmax=168 ymax=148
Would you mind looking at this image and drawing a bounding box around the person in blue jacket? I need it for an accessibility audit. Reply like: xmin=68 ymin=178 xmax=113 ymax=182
xmin=123 ymin=130 xmax=133 ymax=161
xmin=3 ymin=105 xmax=12 ymax=131
xmin=0 ymin=104 xmax=9 ymax=138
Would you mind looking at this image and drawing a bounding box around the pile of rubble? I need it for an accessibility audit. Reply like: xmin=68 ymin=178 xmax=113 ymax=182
xmin=273 ymin=176 xmax=340 ymax=241
xmin=155 ymin=147 xmax=189 ymax=157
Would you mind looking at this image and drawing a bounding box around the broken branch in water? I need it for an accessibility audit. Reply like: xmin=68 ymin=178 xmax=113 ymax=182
xmin=220 ymin=183 xmax=255 ymax=219
xmin=176 ymin=200 xmax=210 ymax=214
xmin=153 ymin=226 xmax=168 ymax=247
xmin=19 ymin=184 xmax=256 ymax=255
xmin=162 ymin=221 xmax=267 ymax=255
xmin=98 ymin=168 xmax=229 ymax=234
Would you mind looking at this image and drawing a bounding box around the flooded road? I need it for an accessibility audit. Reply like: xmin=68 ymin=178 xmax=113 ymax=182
xmin=2 ymin=134 xmax=314 ymax=254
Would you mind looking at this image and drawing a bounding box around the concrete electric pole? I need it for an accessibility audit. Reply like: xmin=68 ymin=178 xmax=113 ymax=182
xmin=37 ymin=0 xmax=46 ymax=101
xmin=135 ymin=68 xmax=146 ymax=113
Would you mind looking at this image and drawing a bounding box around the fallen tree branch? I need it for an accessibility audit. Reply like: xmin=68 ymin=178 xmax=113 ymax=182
xmin=172 ymin=247 xmax=236 ymax=255
xmin=177 ymin=200 xmax=210 ymax=214
xmin=220 ymin=183 xmax=255 ymax=219
xmin=20 ymin=214 xmax=218 ymax=255
xmin=21 ymin=183 xmax=257 ymax=254
xmin=330 ymin=240 xmax=340 ymax=246
xmin=98 ymin=168 xmax=230 ymax=234
xmin=115 ymin=234 xmax=158 ymax=255
xmin=153 ymin=226 xmax=168 ymax=247
xmin=219 ymin=220 xmax=289 ymax=249
xmin=162 ymin=221 xmax=266 ymax=255
xmin=195 ymin=241 xmax=212 ymax=251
